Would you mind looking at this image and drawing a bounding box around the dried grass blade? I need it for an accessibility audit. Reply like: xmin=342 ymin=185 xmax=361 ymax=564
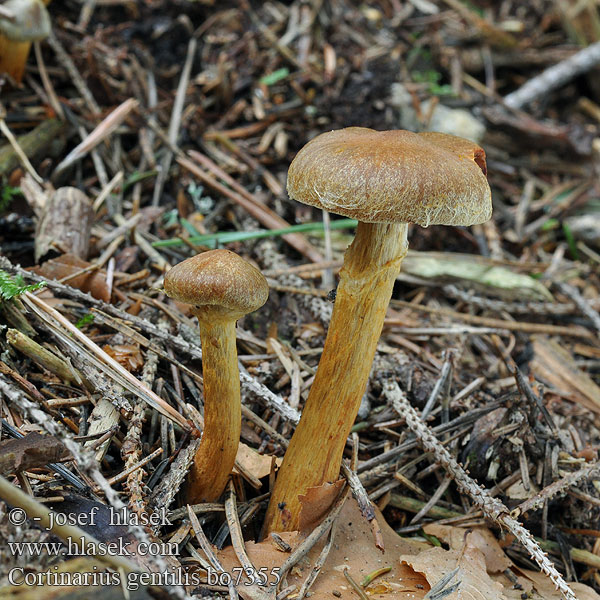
xmin=21 ymin=291 xmax=191 ymax=431
xmin=54 ymin=98 xmax=139 ymax=175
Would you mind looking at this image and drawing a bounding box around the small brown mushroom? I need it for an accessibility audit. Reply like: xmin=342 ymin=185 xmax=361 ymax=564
xmin=164 ymin=249 xmax=269 ymax=503
xmin=263 ymin=128 xmax=492 ymax=533
xmin=0 ymin=0 xmax=50 ymax=84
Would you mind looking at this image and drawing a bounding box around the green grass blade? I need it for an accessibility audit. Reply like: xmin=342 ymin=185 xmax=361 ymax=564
xmin=152 ymin=219 xmax=359 ymax=248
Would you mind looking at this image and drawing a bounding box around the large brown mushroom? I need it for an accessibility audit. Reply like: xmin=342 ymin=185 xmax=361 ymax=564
xmin=263 ymin=127 xmax=492 ymax=533
xmin=164 ymin=249 xmax=269 ymax=503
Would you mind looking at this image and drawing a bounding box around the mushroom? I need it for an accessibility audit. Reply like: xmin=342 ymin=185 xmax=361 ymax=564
xmin=263 ymin=127 xmax=492 ymax=533
xmin=164 ymin=249 xmax=269 ymax=503
xmin=0 ymin=0 xmax=51 ymax=84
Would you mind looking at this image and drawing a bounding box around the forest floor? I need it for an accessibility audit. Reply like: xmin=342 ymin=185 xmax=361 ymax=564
xmin=1 ymin=1 xmax=600 ymax=599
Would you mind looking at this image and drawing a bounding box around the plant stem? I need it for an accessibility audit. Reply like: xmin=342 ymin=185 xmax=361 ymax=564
xmin=263 ymin=221 xmax=408 ymax=533
xmin=6 ymin=328 xmax=83 ymax=385
xmin=187 ymin=316 xmax=241 ymax=503
xmin=0 ymin=38 xmax=30 ymax=84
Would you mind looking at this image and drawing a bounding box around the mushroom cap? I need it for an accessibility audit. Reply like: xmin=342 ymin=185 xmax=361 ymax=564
xmin=164 ymin=249 xmax=269 ymax=319
xmin=0 ymin=0 xmax=50 ymax=42
xmin=286 ymin=127 xmax=492 ymax=227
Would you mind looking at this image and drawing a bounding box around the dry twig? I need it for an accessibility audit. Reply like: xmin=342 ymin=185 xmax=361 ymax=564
xmin=385 ymin=379 xmax=577 ymax=600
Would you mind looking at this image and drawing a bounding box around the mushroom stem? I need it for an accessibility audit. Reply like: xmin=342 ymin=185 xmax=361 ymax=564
xmin=0 ymin=37 xmax=30 ymax=82
xmin=164 ymin=249 xmax=268 ymax=503
xmin=264 ymin=221 xmax=408 ymax=533
xmin=187 ymin=315 xmax=242 ymax=503
xmin=0 ymin=0 xmax=52 ymax=84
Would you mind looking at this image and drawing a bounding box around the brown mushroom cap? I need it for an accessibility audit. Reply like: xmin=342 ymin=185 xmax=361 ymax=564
xmin=164 ymin=249 xmax=269 ymax=318
xmin=0 ymin=0 xmax=50 ymax=42
xmin=286 ymin=127 xmax=492 ymax=227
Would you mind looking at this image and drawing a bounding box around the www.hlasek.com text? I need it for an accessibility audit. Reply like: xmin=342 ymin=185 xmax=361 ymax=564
xmin=8 ymin=535 xmax=178 ymax=558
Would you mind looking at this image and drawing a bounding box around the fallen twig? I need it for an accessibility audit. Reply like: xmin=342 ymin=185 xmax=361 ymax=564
xmin=21 ymin=290 xmax=191 ymax=431
xmin=504 ymin=41 xmax=600 ymax=109
xmin=557 ymin=281 xmax=600 ymax=333
xmin=385 ymin=379 xmax=577 ymax=600
xmin=0 ymin=256 xmax=300 ymax=425
xmin=514 ymin=461 xmax=600 ymax=517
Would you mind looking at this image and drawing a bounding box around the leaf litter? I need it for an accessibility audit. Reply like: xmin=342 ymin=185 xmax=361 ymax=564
xmin=1 ymin=1 xmax=600 ymax=599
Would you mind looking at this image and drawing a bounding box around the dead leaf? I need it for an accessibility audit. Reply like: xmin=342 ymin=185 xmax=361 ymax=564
xmin=505 ymin=479 xmax=540 ymax=500
xmin=400 ymin=542 xmax=506 ymax=600
xmin=531 ymin=336 xmax=600 ymax=414
xmin=515 ymin=566 xmax=600 ymax=600
xmin=113 ymin=246 xmax=140 ymax=273
xmin=33 ymin=254 xmax=110 ymax=303
xmin=0 ymin=432 xmax=69 ymax=476
xmin=423 ymin=524 xmax=512 ymax=574
xmin=461 ymin=407 xmax=506 ymax=479
xmin=298 ymin=480 xmax=345 ymax=534
xmin=102 ymin=344 xmax=144 ymax=373
xmin=217 ymin=497 xmax=600 ymax=599
xmin=423 ymin=524 xmax=600 ymax=599
xmin=298 ymin=321 xmax=326 ymax=340
xmin=402 ymin=252 xmax=552 ymax=301
xmin=234 ymin=443 xmax=281 ymax=480
xmin=136 ymin=206 xmax=166 ymax=231
xmin=218 ymin=497 xmax=428 ymax=600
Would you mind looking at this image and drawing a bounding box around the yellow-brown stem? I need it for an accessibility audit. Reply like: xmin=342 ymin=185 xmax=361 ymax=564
xmin=263 ymin=221 xmax=408 ymax=533
xmin=0 ymin=36 xmax=31 ymax=83
xmin=187 ymin=316 xmax=241 ymax=503
xmin=0 ymin=0 xmax=52 ymax=84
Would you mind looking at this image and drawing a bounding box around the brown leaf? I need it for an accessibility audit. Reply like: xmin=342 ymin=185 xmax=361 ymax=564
xmin=102 ymin=344 xmax=144 ymax=373
xmin=422 ymin=524 xmax=600 ymax=599
xmin=298 ymin=321 xmax=326 ymax=340
xmin=217 ymin=498 xmax=600 ymax=599
xmin=233 ymin=443 xmax=281 ymax=481
xmin=33 ymin=254 xmax=110 ymax=303
xmin=0 ymin=432 xmax=69 ymax=476
xmin=530 ymin=336 xmax=600 ymax=414
xmin=513 ymin=567 xmax=600 ymax=600
xmin=400 ymin=541 xmax=506 ymax=600
xmin=423 ymin=524 xmax=512 ymax=574
xmin=298 ymin=480 xmax=345 ymax=534
xmin=217 ymin=497 xmax=427 ymax=600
